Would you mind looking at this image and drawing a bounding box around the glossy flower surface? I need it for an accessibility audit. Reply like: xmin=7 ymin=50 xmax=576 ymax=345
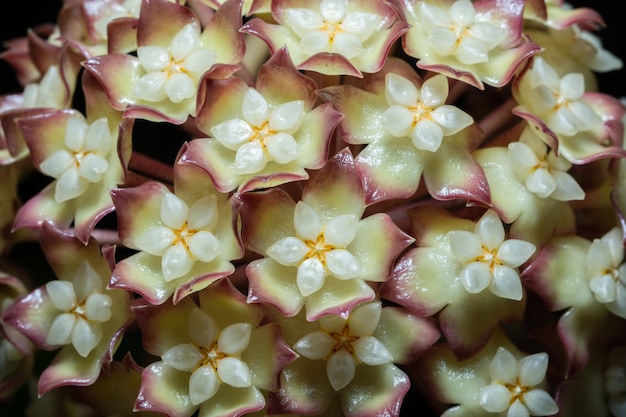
xmin=239 ymin=148 xmax=413 ymax=320
xmin=241 ymin=0 xmax=408 ymax=76
xmin=133 ymin=278 xmax=296 ymax=417
xmin=111 ymin=161 xmax=243 ymax=304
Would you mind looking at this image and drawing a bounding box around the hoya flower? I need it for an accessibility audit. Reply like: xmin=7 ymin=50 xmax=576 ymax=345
xmin=450 ymin=210 xmax=536 ymax=301
xmin=412 ymin=327 xmax=558 ymax=417
xmin=319 ymin=58 xmax=489 ymax=205
xmin=473 ymin=125 xmax=582 ymax=245
xmin=110 ymin=159 xmax=244 ymax=304
xmin=133 ymin=278 xmax=296 ymax=417
xmin=479 ymin=347 xmax=559 ymax=416
xmin=13 ymin=105 xmax=132 ymax=244
xmin=390 ymin=0 xmax=541 ymax=89
xmin=380 ymin=206 xmax=530 ymax=360
xmin=508 ymin=127 xmax=584 ymax=201
xmin=83 ymin=0 xmax=245 ymax=124
xmin=383 ymin=72 xmax=473 ymax=152
xmin=241 ymin=0 xmax=408 ymax=76
xmin=1 ymin=223 xmax=133 ymax=396
xmin=513 ymin=57 xmax=626 ymax=164
xmin=238 ymin=148 xmax=413 ymax=321
xmin=522 ymin=232 xmax=626 ymax=376
xmin=181 ymin=48 xmax=342 ymax=193
xmin=267 ymin=301 xmax=438 ymax=416
xmin=587 ymin=227 xmax=626 ymax=318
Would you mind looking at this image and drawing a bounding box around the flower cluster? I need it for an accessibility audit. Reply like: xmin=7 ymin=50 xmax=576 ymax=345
xmin=0 ymin=0 xmax=624 ymax=416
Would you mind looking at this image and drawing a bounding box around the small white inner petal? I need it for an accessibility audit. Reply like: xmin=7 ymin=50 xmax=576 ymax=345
xmin=266 ymin=133 xmax=300 ymax=164
xmin=55 ymin=168 xmax=89 ymax=203
xmin=589 ymin=274 xmax=617 ymax=303
xmin=161 ymin=192 xmax=188 ymax=230
xmin=476 ymin=210 xmax=505 ymax=250
xmin=183 ymin=49 xmax=217 ymax=74
xmin=497 ymin=240 xmax=536 ymax=267
xmin=518 ymin=352 xmax=549 ymax=387
xmin=83 ymin=293 xmax=112 ymax=322
xmin=165 ymin=72 xmax=196 ymax=103
xmin=267 ymin=237 xmax=309 ymax=266
xmin=73 ymin=260 xmax=103 ymax=301
xmin=490 ymin=265 xmax=523 ymax=301
xmin=479 ymin=384 xmax=511 ymax=413
xmin=217 ymin=323 xmax=251 ymax=355
xmin=430 ymin=105 xmax=473 ymax=135
xmin=385 ymin=73 xmax=419 ymax=107
xmin=135 ymin=226 xmax=176 ymax=256
xmin=333 ymin=33 xmax=363 ymax=59
xmin=508 ymin=399 xmax=531 ymax=417
xmin=233 ymin=141 xmax=267 ymax=174
xmin=324 ymin=215 xmax=358 ymax=247
xmin=78 ymin=153 xmax=109 ymax=183
xmin=170 ymin=24 xmax=201 ymax=62
xmin=162 ymin=243 xmax=194 ymax=281
xmin=450 ymin=230 xmax=483 ymax=262
xmin=326 ymin=349 xmax=356 ymax=391
xmin=297 ymin=258 xmax=326 ymax=296
xmin=133 ymin=71 xmax=168 ymax=102
xmin=65 ymin=117 xmax=88 ymax=151
xmin=71 ymin=318 xmax=102 ymax=357
xmin=349 ymin=302 xmax=381 ymax=336
xmin=40 ymin=150 xmax=74 ymax=178
xmin=412 ymin=119 xmax=444 ymax=152
xmin=218 ymin=357 xmax=252 ymax=388
xmin=46 ymin=313 xmax=76 ymax=346
xmin=524 ymin=389 xmax=559 ymax=416
xmin=294 ymin=202 xmax=322 ymax=241
xmin=459 ymin=262 xmax=491 ymax=294
xmin=320 ymin=0 xmax=346 ymax=23
xmin=242 ymin=88 xmax=269 ymax=127
xmin=189 ymin=308 xmax=218 ymax=348
xmin=188 ymin=231 xmax=221 ymax=263
xmin=284 ymin=9 xmax=325 ymax=37
xmin=340 ymin=12 xmax=380 ymax=40
xmin=211 ymin=119 xmax=254 ymax=150
xmin=187 ymin=195 xmax=218 ymax=230
xmin=293 ymin=331 xmax=335 ymax=359
xmin=326 ymin=249 xmax=361 ymax=280
xmin=420 ymin=75 xmax=449 ymax=108
xmin=450 ymin=0 xmax=475 ymax=26
xmin=137 ymin=46 xmax=170 ymax=71
xmin=46 ymin=280 xmax=77 ymax=311
xmin=526 ymin=168 xmax=557 ymax=198
xmin=84 ymin=117 xmax=112 ymax=153
xmin=352 ymin=336 xmax=393 ymax=365
xmin=269 ymin=100 xmax=305 ymax=132
xmin=490 ymin=347 xmax=518 ymax=385
xmin=189 ymin=365 xmax=219 ymax=405
xmin=382 ymin=105 xmax=414 ymax=137
xmin=162 ymin=343 xmax=203 ymax=372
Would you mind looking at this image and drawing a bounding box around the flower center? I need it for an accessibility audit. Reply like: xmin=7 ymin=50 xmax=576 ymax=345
xmin=303 ymin=231 xmax=336 ymax=268
xmin=329 ymin=324 xmax=359 ymax=357
xmin=504 ymin=378 xmax=530 ymax=404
